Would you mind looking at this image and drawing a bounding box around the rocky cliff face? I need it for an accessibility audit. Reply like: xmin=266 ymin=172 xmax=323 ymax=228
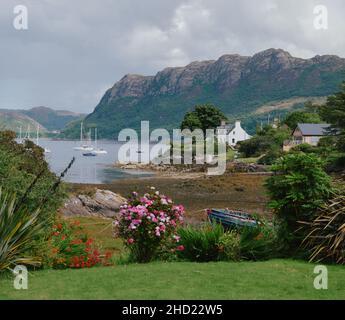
xmin=63 ymin=48 xmax=345 ymax=138
xmin=104 ymin=49 xmax=345 ymax=103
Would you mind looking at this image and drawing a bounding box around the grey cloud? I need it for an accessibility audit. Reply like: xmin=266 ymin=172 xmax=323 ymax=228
xmin=0 ymin=0 xmax=344 ymax=113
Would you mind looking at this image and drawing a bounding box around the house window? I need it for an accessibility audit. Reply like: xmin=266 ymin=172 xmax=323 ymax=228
xmin=233 ymin=131 xmax=235 ymax=135
xmin=232 ymin=138 xmax=235 ymax=144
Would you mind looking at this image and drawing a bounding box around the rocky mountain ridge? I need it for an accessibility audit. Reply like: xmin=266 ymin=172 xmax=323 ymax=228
xmin=62 ymin=48 xmax=345 ymax=138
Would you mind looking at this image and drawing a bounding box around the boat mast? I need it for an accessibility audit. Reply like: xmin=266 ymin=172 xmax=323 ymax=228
xmin=95 ymin=128 xmax=97 ymax=149
xmin=80 ymin=122 xmax=83 ymax=145
xmin=36 ymin=125 xmax=39 ymax=145
xmin=27 ymin=125 xmax=31 ymax=140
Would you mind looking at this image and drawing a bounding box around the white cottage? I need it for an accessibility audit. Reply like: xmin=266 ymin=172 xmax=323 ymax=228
xmin=216 ymin=120 xmax=251 ymax=147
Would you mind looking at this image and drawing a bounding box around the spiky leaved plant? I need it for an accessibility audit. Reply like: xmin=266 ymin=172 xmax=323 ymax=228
xmin=302 ymin=193 xmax=345 ymax=264
xmin=0 ymin=188 xmax=43 ymax=271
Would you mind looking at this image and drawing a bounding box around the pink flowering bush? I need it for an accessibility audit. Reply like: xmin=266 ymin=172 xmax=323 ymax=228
xmin=114 ymin=188 xmax=185 ymax=263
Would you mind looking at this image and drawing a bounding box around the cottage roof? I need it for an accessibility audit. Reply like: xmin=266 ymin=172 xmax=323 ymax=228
xmin=296 ymin=123 xmax=332 ymax=136
xmin=217 ymin=124 xmax=235 ymax=131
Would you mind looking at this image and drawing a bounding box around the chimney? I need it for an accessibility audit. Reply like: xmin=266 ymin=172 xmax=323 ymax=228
xmin=221 ymin=120 xmax=226 ymax=126
xmin=235 ymin=121 xmax=241 ymax=128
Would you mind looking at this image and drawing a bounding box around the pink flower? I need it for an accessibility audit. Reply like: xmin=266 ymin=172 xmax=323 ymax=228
xmin=173 ymin=235 xmax=180 ymax=242
xmin=127 ymin=238 xmax=135 ymax=245
xmin=176 ymin=245 xmax=185 ymax=251
xmin=161 ymin=198 xmax=168 ymax=205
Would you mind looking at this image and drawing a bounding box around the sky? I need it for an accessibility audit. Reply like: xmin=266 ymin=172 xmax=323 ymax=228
xmin=0 ymin=0 xmax=345 ymax=113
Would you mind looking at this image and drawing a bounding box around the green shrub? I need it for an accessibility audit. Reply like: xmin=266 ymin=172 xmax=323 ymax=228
xmin=177 ymin=221 xmax=281 ymax=262
xmin=265 ymin=153 xmax=333 ymax=253
xmin=238 ymin=125 xmax=290 ymax=158
xmin=257 ymin=149 xmax=284 ymax=165
xmin=218 ymin=231 xmax=241 ymax=261
xmin=177 ymin=223 xmax=226 ymax=262
xmin=239 ymin=221 xmax=283 ymax=261
xmin=290 ymin=143 xmax=317 ymax=154
xmin=0 ymin=131 xmax=66 ymax=223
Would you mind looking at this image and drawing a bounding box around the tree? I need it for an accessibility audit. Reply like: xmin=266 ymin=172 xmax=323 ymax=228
xmin=238 ymin=125 xmax=290 ymax=161
xmin=180 ymin=112 xmax=202 ymax=132
xmin=319 ymin=81 xmax=345 ymax=151
xmin=283 ymin=110 xmax=321 ymax=130
xmin=265 ymin=153 xmax=333 ymax=254
xmin=181 ymin=104 xmax=227 ymax=134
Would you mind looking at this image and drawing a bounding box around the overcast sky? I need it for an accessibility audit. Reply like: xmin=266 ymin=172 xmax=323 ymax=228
xmin=0 ymin=0 xmax=344 ymax=113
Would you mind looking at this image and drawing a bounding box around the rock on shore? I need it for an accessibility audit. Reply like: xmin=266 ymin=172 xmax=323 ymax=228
xmin=60 ymin=189 xmax=127 ymax=218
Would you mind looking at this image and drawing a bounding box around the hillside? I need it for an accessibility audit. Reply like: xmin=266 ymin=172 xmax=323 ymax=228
xmin=0 ymin=110 xmax=48 ymax=134
xmin=61 ymin=48 xmax=345 ymax=138
xmin=0 ymin=107 xmax=84 ymax=133
xmin=23 ymin=107 xmax=84 ymax=132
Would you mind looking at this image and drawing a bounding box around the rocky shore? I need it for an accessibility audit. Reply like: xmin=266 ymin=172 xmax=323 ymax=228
xmin=60 ymin=189 xmax=126 ymax=218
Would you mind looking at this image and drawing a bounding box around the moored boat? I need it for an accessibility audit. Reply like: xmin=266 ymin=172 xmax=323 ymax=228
xmin=207 ymin=208 xmax=259 ymax=229
xmin=83 ymin=152 xmax=97 ymax=157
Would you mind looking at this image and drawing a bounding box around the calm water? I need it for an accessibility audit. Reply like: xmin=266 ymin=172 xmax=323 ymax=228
xmin=37 ymin=139 xmax=154 ymax=184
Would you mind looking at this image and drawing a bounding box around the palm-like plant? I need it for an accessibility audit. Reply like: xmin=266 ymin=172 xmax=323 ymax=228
xmin=0 ymin=188 xmax=44 ymax=271
xmin=302 ymin=194 xmax=345 ymax=264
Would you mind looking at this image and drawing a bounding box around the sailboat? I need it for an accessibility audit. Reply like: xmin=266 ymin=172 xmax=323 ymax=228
xmin=92 ymin=128 xmax=108 ymax=155
xmin=24 ymin=125 xmax=31 ymax=140
xmin=36 ymin=125 xmax=51 ymax=153
xmin=18 ymin=126 xmax=23 ymax=144
xmin=74 ymin=122 xmax=94 ymax=151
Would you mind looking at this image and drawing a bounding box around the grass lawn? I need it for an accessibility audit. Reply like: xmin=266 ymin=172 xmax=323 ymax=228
xmin=1 ymin=260 xmax=344 ymax=300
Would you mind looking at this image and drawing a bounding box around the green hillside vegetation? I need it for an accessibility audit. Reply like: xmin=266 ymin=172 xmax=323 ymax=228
xmin=0 ymin=107 xmax=84 ymax=134
xmin=0 ymin=110 xmax=47 ymax=134
xmin=23 ymin=107 xmax=84 ymax=131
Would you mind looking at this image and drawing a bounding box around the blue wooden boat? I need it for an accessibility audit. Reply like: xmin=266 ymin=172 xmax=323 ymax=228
xmin=207 ymin=209 xmax=259 ymax=229
xmin=82 ymin=152 xmax=97 ymax=157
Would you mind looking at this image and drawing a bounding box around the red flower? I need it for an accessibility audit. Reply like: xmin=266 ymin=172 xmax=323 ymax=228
xmin=70 ymin=239 xmax=83 ymax=245
xmin=86 ymin=238 xmax=94 ymax=245
xmin=105 ymin=251 xmax=112 ymax=259
xmin=176 ymin=245 xmax=185 ymax=251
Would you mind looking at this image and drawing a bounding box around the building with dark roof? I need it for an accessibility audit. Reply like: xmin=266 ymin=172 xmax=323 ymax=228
xmin=283 ymin=123 xmax=335 ymax=151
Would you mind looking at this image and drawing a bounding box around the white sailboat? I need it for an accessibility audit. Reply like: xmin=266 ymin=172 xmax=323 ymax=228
xmin=93 ymin=128 xmax=108 ymax=155
xmin=74 ymin=122 xmax=94 ymax=151
xmin=18 ymin=126 xmax=22 ymax=144
xmin=36 ymin=125 xmax=51 ymax=153
xmin=24 ymin=125 xmax=31 ymax=140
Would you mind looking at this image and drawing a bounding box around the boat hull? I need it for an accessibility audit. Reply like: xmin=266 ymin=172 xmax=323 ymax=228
xmin=208 ymin=209 xmax=259 ymax=229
